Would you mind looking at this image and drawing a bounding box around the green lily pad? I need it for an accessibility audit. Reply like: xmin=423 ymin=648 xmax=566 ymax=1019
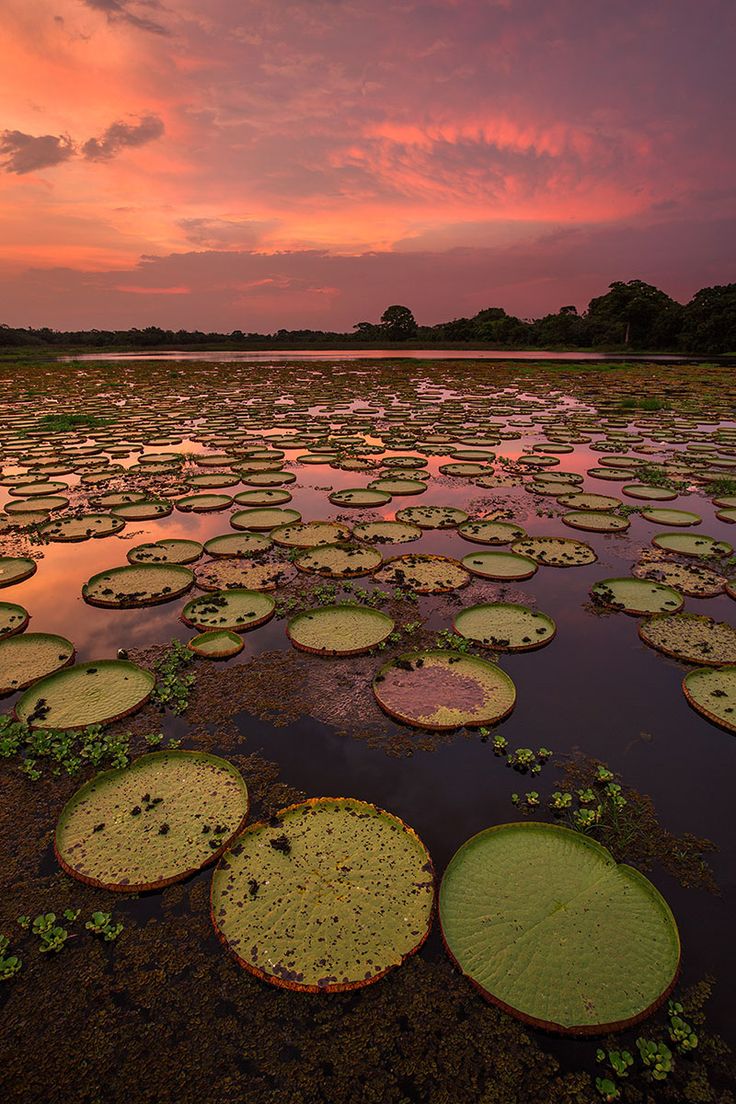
xmin=632 ymin=558 xmax=726 ymax=598
xmin=111 ymin=500 xmax=173 ymax=520
xmin=561 ymin=511 xmax=630 ymax=533
xmin=622 ymin=484 xmax=678 ymax=501
xmin=439 ymin=822 xmax=680 ymax=1033
xmin=396 ymin=505 xmax=468 ymax=529
xmin=39 ymin=514 xmax=125 ymax=542
xmin=0 ymin=557 xmax=37 ymax=588
xmin=368 ymin=477 xmax=427 ymax=495
xmin=127 ymin=539 xmax=203 ymax=565
xmin=187 ymin=630 xmax=244 ymax=659
xmin=328 ymin=488 xmax=392 ymax=508
xmin=230 ymin=507 xmax=301 ymax=531
xmin=460 ymin=551 xmax=538 ymax=581
xmin=453 ymin=603 xmax=556 ymax=652
xmin=0 ymin=632 xmax=75 ymax=694
xmin=373 ymin=650 xmax=516 ymax=730
xmin=16 ymin=660 xmax=155 ymax=729
xmin=591 ymin=577 xmax=684 ymax=615
xmin=204 ymin=533 xmax=272 ymax=557
xmin=83 ymin=564 xmax=194 ymax=608
xmin=556 ymin=492 xmax=621 ymax=510
xmin=294 ymin=543 xmax=382 ymax=579
xmin=270 ymin=521 xmax=351 ymax=548
xmin=374 ymin=554 xmax=470 ymax=593
xmin=233 ymin=488 xmax=293 ymax=506
xmin=641 ymin=508 xmax=701 ymax=527
xmin=181 ymin=589 xmax=275 ymax=631
xmin=211 ymin=797 xmax=434 ymax=991
xmin=195 ymin=558 xmax=295 ymax=592
xmin=640 ymin=613 xmax=736 ymax=666
xmin=652 ymin=533 xmax=732 ymax=558
xmin=176 ymin=493 xmax=233 ymax=512
xmin=458 ymin=519 xmax=527 ymax=545
xmin=510 ymin=537 xmax=597 ymax=567
xmin=682 ymin=666 xmax=736 ymax=732
xmin=287 ymin=604 xmax=394 ymax=655
xmin=55 ymin=751 xmax=249 ymax=891
xmin=0 ymin=601 xmax=29 ymax=639
xmin=352 ymin=520 xmax=422 ymax=544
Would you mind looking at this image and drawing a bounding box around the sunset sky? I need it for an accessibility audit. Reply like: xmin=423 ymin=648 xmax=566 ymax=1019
xmin=1 ymin=0 xmax=734 ymax=331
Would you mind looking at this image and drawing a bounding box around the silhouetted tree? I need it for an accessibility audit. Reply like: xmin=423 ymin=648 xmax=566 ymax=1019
xmin=380 ymin=305 xmax=418 ymax=340
xmin=585 ymin=280 xmax=682 ymax=349
xmin=680 ymin=284 xmax=736 ymax=353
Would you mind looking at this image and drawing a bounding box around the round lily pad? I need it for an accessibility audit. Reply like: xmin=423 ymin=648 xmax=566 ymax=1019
xmin=230 ymin=507 xmax=301 ymax=531
xmin=39 ymin=514 xmax=125 ymax=542
xmin=461 ymin=551 xmax=538 ymax=581
xmin=328 ymin=488 xmax=391 ymax=508
xmin=0 ymin=632 xmax=75 ymax=695
xmin=204 ymin=533 xmax=272 ymax=557
xmin=556 ymin=492 xmax=621 ymax=511
xmin=369 ymin=477 xmax=427 ymax=495
xmin=652 ymin=533 xmax=732 ymax=558
xmin=633 ymin=558 xmax=726 ymax=598
xmin=233 ymin=488 xmax=293 ymax=506
xmin=55 ymin=750 xmax=249 ymax=891
xmin=453 ymin=604 xmax=556 ymax=652
xmin=287 ymin=604 xmax=394 ymax=655
xmin=374 ymin=554 xmax=471 ymax=594
xmin=396 ymin=505 xmax=468 ymax=529
xmin=510 ymin=537 xmax=597 ymax=567
xmin=373 ymin=650 xmax=516 ymax=730
xmin=16 ymin=660 xmax=155 ymax=729
xmin=562 ymin=511 xmax=630 ymax=533
xmin=270 ymin=521 xmax=351 ymax=548
xmin=682 ymin=666 xmax=736 ymax=732
xmin=176 ymin=493 xmax=233 ymax=513
xmin=210 ymin=797 xmax=434 ymax=992
xmin=716 ymin=507 xmax=736 ymax=524
xmin=352 ymin=520 xmax=422 ymax=544
xmin=439 ymin=822 xmax=679 ymax=1033
xmin=187 ymin=630 xmax=244 ymax=659
xmin=181 ymin=589 xmax=275 ymax=632
xmin=591 ymin=577 xmax=684 ymax=615
xmin=639 ymin=613 xmax=736 ymax=666
xmin=641 ymin=508 xmax=701 ymax=527
xmin=112 ymin=500 xmax=172 ymax=521
xmin=0 ymin=557 xmax=37 ymax=588
xmin=622 ymin=484 xmax=678 ymax=501
xmin=195 ymin=559 xmax=295 ymax=592
xmin=127 ymin=539 xmax=203 ymax=565
xmin=458 ymin=519 xmax=527 ymax=545
xmin=83 ymin=564 xmax=194 ymax=608
xmin=294 ymin=542 xmax=382 ymax=578
xmin=0 ymin=601 xmax=29 ymax=639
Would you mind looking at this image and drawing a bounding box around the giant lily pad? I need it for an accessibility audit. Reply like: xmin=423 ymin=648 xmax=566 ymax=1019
xmin=640 ymin=613 xmax=736 ymax=666
xmin=127 ymin=539 xmax=203 ymax=565
xmin=181 ymin=589 xmax=275 ymax=631
xmin=682 ymin=666 xmax=736 ymax=732
xmin=373 ymin=650 xmax=516 ymax=729
xmin=374 ymin=554 xmax=470 ymax=593
xmin=195 ymin=558 xmax=295 ymax=592
xmin=204 ymin=533 xmax=272 ymax=557
xmin=632 ymin=558 xmax=726 ymax=598
xmin=510 ymin=537 xmax=597 ymax=567
xmin=458 ymin=519 xmax=527 ymax=545
xmin=591 ymin=577 xmax=684 ymax=615
xmin=210 ymin=797 xmax=434 ymax=991
xmin=230 ymin=507 xmax=301 ymax=531
xmin=652 ymin=533 xmax=732 ymax=558
xmin=0 ymin=632 xmax=75 ymax=695
xmin=0 ymin=601 xmax=29 ymax=639
xmin=641 ymin=508 xmax=701 ymax=527
xmin=396 ymin=505 xmax=468 ymax=529
xmin=270 ymin=521 xmax=351 ymax=548
xmin=16 ymin=660 xmax=154 ymax=729
xmin=83 ymin=564 xmax=194 ymax=608
xmin=461 ymin=551 xmax=538 ymax=581
xmin=0 ymin=557 xmax=37 ymax=588
xmin=187 ymin=630 xmax=244 ymax=659
xmin=561 ymin=511 xmax=630 ymax=533
xmin=39 ymin=514 xmax=125 ymax=542
xmin=453 ymin=604 xmax=555 ymax=652
xmin=287 ymin=604 xmax=394 ymax=655
xmin=55 ymin=750 xmax=249 ymax=891
xmin=351 ymin=520 xmax=422 ymax=544
xmin=294 ymin=542 xmax=382 ymax=579
xmin=439 ymin=822 xmax=680 ymax=1033
xmin=328 ymin=488 xmax=391 ymax=508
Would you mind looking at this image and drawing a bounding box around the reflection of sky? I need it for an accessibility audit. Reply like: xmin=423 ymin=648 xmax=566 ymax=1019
xmin=3 ymin=376 xmax=736 ymax=1046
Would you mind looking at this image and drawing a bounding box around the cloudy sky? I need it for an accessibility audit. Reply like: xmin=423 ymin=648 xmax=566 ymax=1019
xmin=1 ymin=0 xmax=734 ymax=330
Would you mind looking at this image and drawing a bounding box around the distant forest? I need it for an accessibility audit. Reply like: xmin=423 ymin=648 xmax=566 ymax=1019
xmin=2 ymin=279 xmax=735 ymax=354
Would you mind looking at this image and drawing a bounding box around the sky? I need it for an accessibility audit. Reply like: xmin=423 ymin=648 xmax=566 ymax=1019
xmin=1 ymin=0 xmax=734 ymax=332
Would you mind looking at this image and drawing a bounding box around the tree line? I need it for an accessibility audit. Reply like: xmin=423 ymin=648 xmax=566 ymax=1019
xmin=1 ymin=279 xmax=734 ymax=353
